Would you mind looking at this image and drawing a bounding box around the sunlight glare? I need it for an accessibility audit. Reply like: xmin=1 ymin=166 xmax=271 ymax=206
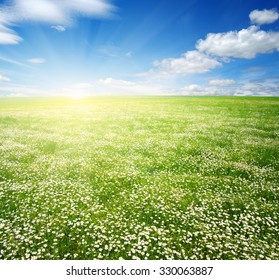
xmin=68 ymin=91 xmax=85 ymax=100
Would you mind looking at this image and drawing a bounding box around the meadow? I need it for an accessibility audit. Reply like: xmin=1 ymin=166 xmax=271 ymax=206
xmin=0 ymin=96 xmax=278 ymax=260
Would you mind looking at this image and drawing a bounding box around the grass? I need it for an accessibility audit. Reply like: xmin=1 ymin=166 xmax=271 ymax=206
xmin=0 ymin=96 xmax=278 ymax=260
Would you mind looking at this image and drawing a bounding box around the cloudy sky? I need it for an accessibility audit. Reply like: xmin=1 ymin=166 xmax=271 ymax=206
xmin=0 ymin=0 xmax=279 ymax=97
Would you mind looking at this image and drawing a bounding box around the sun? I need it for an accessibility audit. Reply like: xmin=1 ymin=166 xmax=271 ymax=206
xmin=68 ymin=91 xmax=85 ymax=100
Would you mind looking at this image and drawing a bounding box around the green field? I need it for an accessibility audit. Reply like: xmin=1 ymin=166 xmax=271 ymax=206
xmin=0 ymin=96 xmax=278 ymax=260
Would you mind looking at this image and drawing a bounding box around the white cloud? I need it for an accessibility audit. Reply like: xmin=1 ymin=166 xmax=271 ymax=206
xmin=209 ymin=79 xmax=236 ymax=86
xmin=249 ymin=9 xmax=279 ymax=25
xmin=0 ymin=0 xmax=116 ymax=44
xmin=98 ymin=77 xmax=135 ymax=87
xmin=0 ymin=85 xmax=48 ymax=96
xmin=0 ymin=30 xmax=22 ymax=44
xmin=178 ymin=84 xmax=204 ymax=95
xmin=12 ymin=0 xmax=67 ymax=23
xmin=61 ymin=78 xmax=165 ymax=96
xmin=196 ymin=25 xmax=279 ymax=59
xmin=1 ymin=77 xmax=279 ymax=97
xmin=0 ymin=56 xmax=29 ymax=67
xmin=28 ymin=58 xmax=46 ymax=64
xmin=64 ymin=0 xmax=116 ymax=18
xmin=0 ymin=74 xmax=10 ymax=82
xmin=147 ymin=50 xmax=221 ymax=78
xmin=178 ymin=84 xmax=233 ymax=96
xmin=176 ymin=85 xmax=220 ymax=96
xmin=177 ymin=79 xmax=279 ymax=97
xmin=51 ymin=25 xmax=66 ymax=32
xmin=141 ymin=9 xmax=279 ymax=79
xmin=0 ymin=21 xmax=22 ymax=44
xmin=96 ymin=78 xmax=164 ymax=95
xmin=9 ymin=0 xmax=115 ymax=23
xmin=234 ymin=82 xmax=278 ymax=96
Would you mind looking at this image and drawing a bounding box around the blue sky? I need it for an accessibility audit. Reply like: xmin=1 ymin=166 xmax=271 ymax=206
xmin=0 ymin=0 xmax=279 ymax=97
